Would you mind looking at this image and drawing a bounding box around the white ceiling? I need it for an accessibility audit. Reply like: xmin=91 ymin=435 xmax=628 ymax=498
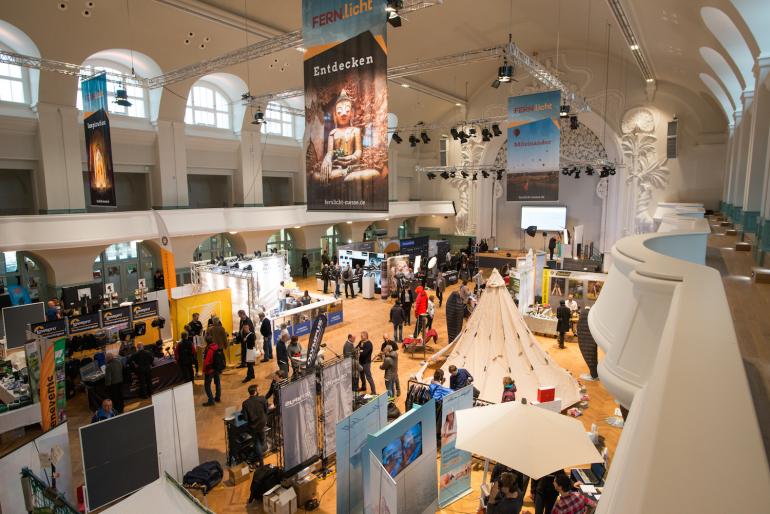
xmin=0 ymin=0 xmax=759 ymax=131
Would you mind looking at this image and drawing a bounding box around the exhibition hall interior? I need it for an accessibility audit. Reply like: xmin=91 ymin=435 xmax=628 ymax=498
xmin=0 ymin=0 xmax=769 ymax=513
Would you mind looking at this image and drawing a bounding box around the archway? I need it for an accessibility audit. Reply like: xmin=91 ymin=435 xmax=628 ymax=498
xmin=320 ymin=225 xmax=343 ymax=261
xmin=266 ymin=229 xmax=298 ymax=272
xmin=193 ymin=233 xmax=237 ymax=262
xmin=92 ymin=241 xmax=158 ymax=301
xmin=0 ymin=250 xmax=53 ymax=303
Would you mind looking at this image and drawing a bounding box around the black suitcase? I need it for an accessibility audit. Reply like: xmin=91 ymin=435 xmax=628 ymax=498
xmin=183 ymin=460 xmax=223 ymax=491
xmin=248 ymin=464 xmax=282 ymax=503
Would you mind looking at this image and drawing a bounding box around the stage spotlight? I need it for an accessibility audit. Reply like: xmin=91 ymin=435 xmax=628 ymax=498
xmin=450 ymin=169 xmax=456 ymax=178
xmin=115 ymin=88 xmax=132 ymax=107
xmin=585 ymin=166 xmax=594 ymax=176
xmin=496 ymin=170 xmax=504 ymax=180
xmin=458 ymin=130 xmax=469 ymax=144
xmin=472 ymin=173 xmax=478 ymax=181
xmin=468 ymin=127 xmax=477 ymax=135
xmin=450 ymin=128 xmax=460 ymax=140
xmin=570 ymin=115 xmax=579 ymax=130
xmin=561 ymin=168 xmax=569 ymax=176
xmin=409 ymin=134 xmax=419 ymax=147
xmin=481 ymin=170 xmax=489 ymax=179
xmin=481 ymin=128 xmax=492 ymax=141
xmin=559 ymin=105 xmax=570 ymax=118
xmin=461 ymin=170 xmax=468 ymax=178
xmin=427 ymin=172 xmax=436 ymax=180
xmin=492 ymin=124 xmax=502 ymax=136
xmin=392 ymin=131 xmax=403 ymax=144
xmin=440 ymin=171 xmax=449 ymax=179
xmin=574 ymin=170 xmax=581 ymax=179
xmin=498 ymin=60 xmax=513 ymax=83
xmin=609 ymin=166 xmax=616 ymax=176
xmin=420 ymin=131 xmax=430 ymax=144
xmin=251 ymin=107 xmax=265 ymax=124
xmin=386 ymin=0 xmax=403 ymax=27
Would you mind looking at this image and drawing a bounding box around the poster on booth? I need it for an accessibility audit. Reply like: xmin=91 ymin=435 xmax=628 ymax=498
xmin=29 ymin=319 xmax=67 ymax=339
xmin=280 ymin=373 xmax=319 ymax=472
xmin=438 ymin=386 xmax=474 ymax=506
xmin=39 ymin=337 xmax=67 ymax=432
xmin=170 ymin=289 xmax=232 ymax=342
xmin=303 ymin=0 xmax=389 ymax=212
xmin=506 ymin=90 xmax=561 ymax=201
xmin=321 ymin=357 xmax=354 ymax=457
xmin=81 ymin=72 xmax=116 ymax=208
xmin=366 ymin=450 xmax=398 ymax=514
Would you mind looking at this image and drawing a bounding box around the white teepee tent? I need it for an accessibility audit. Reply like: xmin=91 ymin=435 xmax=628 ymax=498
xmin=423 ymin=269 xmax=582 ymax=406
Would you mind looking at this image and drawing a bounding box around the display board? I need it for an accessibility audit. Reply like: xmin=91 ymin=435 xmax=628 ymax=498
xmin=80 ymin=405 xmax=159 ymax=512
xmin=336 ymin=393 xmax=389 ymax=513
xmin=367 ymin=450 xmax=398 ymax=514
xmin=438 ymin=387 xmax=474 ymax=506
xmin=29 ymin=318 xmax=67 ymax=339
xmin=520 ymin=206 xmax=567 ymax=232
xmin=2 ymin=302 xmax=45 ymax=348
xmin=302 ymin=0 xmax=389 ymax=212
xmin=321 ymin=358 xmax=354 ymax=457
xmin=169 ymin=289 xmax=232 ymax=342
xmin=364 ymin=399 xmax=438 ymax=514
xmin=152 ymin=382 xmax=199 ymax=482
xmin=280 ymin=373 xmax=319 ymax=473
xmin=399 ymin=236 xmax=430 ymax=264
xmin=507 ymin=90 xmax=561 ymax=201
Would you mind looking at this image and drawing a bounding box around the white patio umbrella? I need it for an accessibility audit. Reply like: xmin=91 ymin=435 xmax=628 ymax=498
xmin=454 ymin=401 xmax=602 ymax=479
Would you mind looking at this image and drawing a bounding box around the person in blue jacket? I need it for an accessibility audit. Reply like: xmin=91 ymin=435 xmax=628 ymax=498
xmin=429 ymin=369 xmax=453 ymax=400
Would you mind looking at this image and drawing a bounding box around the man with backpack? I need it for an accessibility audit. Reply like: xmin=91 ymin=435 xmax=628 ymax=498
xmin=202 ymin=335 xmax=225 ymax=406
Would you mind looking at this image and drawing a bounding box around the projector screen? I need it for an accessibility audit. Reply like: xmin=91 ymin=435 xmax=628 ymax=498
xmin=520 ymin=206 xmax=567 ymax=232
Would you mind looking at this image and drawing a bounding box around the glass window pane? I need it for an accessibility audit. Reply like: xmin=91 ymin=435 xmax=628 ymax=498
xmin=185 ymin=108 xmax=193 ymax=124
xmin=216 ymin=112 xmax=229 ymax=129
xmin=4 ymin=251 xmax=18 ymax=273
xmin=195 ymin=110 xmax=214 ymax=125
xmin=0 ymin=63 xmax=9 ymax=76
xmin=0 ymin=79 xmax=12 ymax=102
xmin=8 ymin=64 xmax=22 ymax=79
xmin=282 ymin=111 xmax=292 ymax=122
xmin=9 ymin=81 xmax=22 ymax=102
xmin=266 ymin=121 xmax=281 ymax=135
xmin=215 ymin=92 xmax=228 ymax=111
xmin=282 ymin=123 xmax=292 ymax=138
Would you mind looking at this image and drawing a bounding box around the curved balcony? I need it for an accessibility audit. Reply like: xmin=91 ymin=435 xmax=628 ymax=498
xmin=592 ymin=216 xmax=770 ymax=513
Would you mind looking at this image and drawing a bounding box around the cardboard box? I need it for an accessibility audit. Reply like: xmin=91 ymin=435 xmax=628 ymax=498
xmin=227 ymin=462 xmax=251 ymax=485
xmin=537 ymin=386 xmax=555 ymax=403
xmin=264 ymin=485 xmax=297 ymax=514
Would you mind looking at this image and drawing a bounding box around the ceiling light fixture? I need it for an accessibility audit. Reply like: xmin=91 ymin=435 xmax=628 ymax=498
xmin=115 ymin=88 xmax=132 ymax=107
xmin=392 ymin=131 xmax=403 ymax=144
xmin=450 ymin=128 xmax=460 ymax=140
xmin=251 ymin=106 xmax=265 ymax=124
xmin=420 ymin=131 xmax=430 ymax=144
xmin=492 ymin=124 xmax=502 ymax=136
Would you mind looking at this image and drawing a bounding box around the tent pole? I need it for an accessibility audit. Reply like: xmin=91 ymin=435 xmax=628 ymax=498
xmin=482 ymin=458 xmax=489 ymax=483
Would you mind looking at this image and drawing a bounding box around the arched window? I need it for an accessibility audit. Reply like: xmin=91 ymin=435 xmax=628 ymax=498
xmin=266 ymin=229 xmax=294 ymax=253
xmin=0 ymin=51 xmax=27 ymax=103
xmin=93 ymin=241 xmax=156 ymax=300
xmin=321 ymin=226 xmax=342 ymax=257
xmin=185 ymin=83 xmax=231 ymax=129
xmin=0 ymin=251 xmax=49 ymax=302
xmin=76 ymin=65 xmax=148 ymax=118
xmin=194 ymin=234 xmax=235 ymax=262
xmin=262 ymin=101 xmax=305 ymax=139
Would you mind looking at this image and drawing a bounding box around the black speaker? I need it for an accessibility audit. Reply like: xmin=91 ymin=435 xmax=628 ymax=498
xmin=525 ymin=225 xmax=538 ymax=238
xmin=133 ymin=321 xmax=146 ymax=336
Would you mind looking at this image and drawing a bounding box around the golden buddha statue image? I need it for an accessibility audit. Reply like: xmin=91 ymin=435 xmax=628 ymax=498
xmin=321 ymin=90 xmax=362 ymax=183
xmin=92 ymin=145 xmax=109 ymax=190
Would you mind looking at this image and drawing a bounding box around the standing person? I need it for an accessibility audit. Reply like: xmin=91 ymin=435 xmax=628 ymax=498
xmin=130 ymin=343 xmax=154 ymax=399
xmin=258 ymin=312 xmax=273 ymax=362
xmin=277 ymin=282 xmax=287 ymax=312
xmin=472 ymin=269 xmax=484 ymax=295
xmin=343 ymin=266 xmax=355 ymax=299
xmin=401 ymin=286 xmax=413 ymax=326
xmin=380 ymin=346 xmax=396 ymax=398
xmin=238 ymin=310 xmax=255 ymax=367
xmin=188 ymin=313 xmax=204 ymax=376
xmin=530 ymin=472 xmax=559 ymax=514
xmin=435 ymin=272 xmax=445 ymax=307
xmin=241 ymin=384 xmax=268 ymax=467
xmin=459 ymin=280 xmax=471 ymax=302
xmin=322 ymin=263 xmax=330 ymax=294
xmin=389 ymin=301 xmax=405 ymax=343
xmin=388 ymin=341 xmax=400 ymax=397
xmin=287 ymin=336 xmax=303 ymax=378
xmin=321 ymin=251 xmax=330 ymax=267
xmin=356 ymin=264 xmax=363 ymax=293
xmin=208 ymin=316 xmax=228 ymax=349
xmin=426 ymin=295 xmax=436 ymax=330
xmin=343 ymin=334 xmax=357 ymax=390
xmin=566 ymin=294 xmax=579 ymax=334
xmin=333 ymin=264 xmax=342 ymax=299
xmin=357 ymin=331 xmax=376 ymax=394
xmin=486 ymin=472 xmax=524 ymax=514
xmin=276 ymin=333 xmax=290 ymax=376
xmin=577 ymin=306 xmax=599 ymax=381
xmin=265 ymin=369 xmax=286 ymax=409
xmin=301 ymin=253 xmax=310 ymax=279
xmin=202 ymin=336 xmax=223 ymax=406
xmin=153 ymin=269 xmax=164 ymax=291
xmin=556 ymin=300 xmax=571 ymax=349
xmin=502 ymin=376 xmax=516 ymax=402
xmin=413 ymin=286 xmax=428 ymax=338
xmin=241 ymin=325 xmax=257 ymax=383
xmin=176 ymin=331 xmax=196 ymax=384
xmin=429 ymin=369 xmax=453 ymax=400
xmin=104 ymin=353 xmax=124 ymax=413
xmin=552 ymin=473 xmax=595 ymax=514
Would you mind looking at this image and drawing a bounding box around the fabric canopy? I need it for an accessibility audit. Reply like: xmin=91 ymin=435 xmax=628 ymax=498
xmin=422 ymin=269 xmax=581 ymax=406
xmin=455 ymin=401 xmax=602 ymax=479
xmin=101 ymin=473 xmax=211 ymax=514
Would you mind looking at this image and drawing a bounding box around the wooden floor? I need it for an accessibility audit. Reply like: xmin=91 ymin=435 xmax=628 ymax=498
xmin=64 ymin=276 xmax=624 ymax=513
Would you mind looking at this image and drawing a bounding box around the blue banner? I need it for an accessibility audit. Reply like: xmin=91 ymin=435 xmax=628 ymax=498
xmin=336 ymin=393 xmax=389 ymax=513
xmin=81 ymin=72 xmax=108 ymax=114
xmin=438 ymin=386 xmax=474 ymax=506
xmin=507 ymin=90 xmax=561 ymax=201
xmin=328 ymin=310 xmax=343 ymax=325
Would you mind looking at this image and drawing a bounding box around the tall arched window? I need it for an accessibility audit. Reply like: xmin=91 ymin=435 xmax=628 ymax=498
xmin=0 ymin=251 xmax=49 ymax=302
xmin=185 ymin=83 xmax=231 ymax=129
xmin=76 ymin=65 xmax=148 ymax=118
xmin=0 ymin=54 xmax=27 ymax=104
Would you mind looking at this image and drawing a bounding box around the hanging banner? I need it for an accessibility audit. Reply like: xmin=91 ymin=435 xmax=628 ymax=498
xmin=305 ymin=313 xmax=328 ymax=369
xmin=39 ymin=337 xmax=67 ymax=432
xmin=321 ymin=357 xmax=354 ymax=457
xmin=81 ymin=72 xmax=108 ymax=114
xmin=280 ymin=373 xmax=319 ymax=472
xmin=153 ymin=210 xmax=177 ymax=291
xmin=29 ymin=319 xmax=67 ymax=339
xmin=84 ymin=109 xmax=117 ymax=207
xmin=303 ymin=0 xmax=389 ymax=212
xmin=438 ymin=386 xmax=474 ymax=507
xmin=506 ymin=90 xmax=561 ymax=201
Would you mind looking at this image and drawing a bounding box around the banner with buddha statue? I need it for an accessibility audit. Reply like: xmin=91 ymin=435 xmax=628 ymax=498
xmin=81 ymin=73 xmax=117 ymax=207
xmin=303 ymin=0 xmax=389 ymax=212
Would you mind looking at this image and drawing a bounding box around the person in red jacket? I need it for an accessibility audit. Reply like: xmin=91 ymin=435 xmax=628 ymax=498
xmin=413 ymin=286 xmax=429 ymax=338
xmin=202 ymin=336 xmax=222 ymax=406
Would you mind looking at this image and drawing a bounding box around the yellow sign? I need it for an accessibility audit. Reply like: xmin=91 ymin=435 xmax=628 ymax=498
xmin=170 ymin=289 xmax=233 ymax=341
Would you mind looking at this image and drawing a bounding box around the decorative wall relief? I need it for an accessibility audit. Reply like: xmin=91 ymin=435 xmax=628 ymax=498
xmin=451 ymin=138 xmax=485 ymax=235
xmin=621 ymin=108 xmax=669 ymax=234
